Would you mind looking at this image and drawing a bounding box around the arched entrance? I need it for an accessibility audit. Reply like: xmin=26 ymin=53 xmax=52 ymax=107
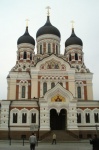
xmin=50 ymin=109 xmax=67 ymax=130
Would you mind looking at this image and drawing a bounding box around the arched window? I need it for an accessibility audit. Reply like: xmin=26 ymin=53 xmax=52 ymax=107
xmin=77 ymin=113 xmax=81 ymax=123
xmin=22 ymin=86 xmax=25 ymax=98
xmin=40 ymin=45 xmax=42 ymax=54
xmin=86 ymin=113 xmax=90 ymax=123
xmin=48 ymin=43 xmax=51 ymax=53
xmin=22 ymin=113 xmax=27 ymax=123
xmin=69 ymin=54 xmax=71 ymax=61
xmin=94 ymin=113 xmax=99 ymax=123
xmin=23 ymin=51 xmax=27 ymax=59
xmin=77 ymin=86 xmax=81 ymax=98
xmin=51 ymin=82 xmax=55 ymax=88
xmin=13 ymin=113 xmax=17 ymax=123
xmin=75 ymin=53 xmax=78 ymax=60
xmin=31 ymin=113 xmax=36 ymax=123
xmin=43 ymin=82 xmax=47 ymax=95
xmin=56 ymin=45 xmax=58 ymax=54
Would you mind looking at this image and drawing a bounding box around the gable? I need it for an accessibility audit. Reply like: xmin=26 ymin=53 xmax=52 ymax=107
xmin=35 ymin=54 xmax=71 ymax=71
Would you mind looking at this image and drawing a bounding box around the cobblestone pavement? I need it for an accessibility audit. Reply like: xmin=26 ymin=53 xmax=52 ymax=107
xmin=0 ymin=140 xmax=92 ymax=150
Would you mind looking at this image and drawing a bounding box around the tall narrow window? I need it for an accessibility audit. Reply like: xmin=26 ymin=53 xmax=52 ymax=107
xmin=48 ymin=43 xmax=51 ymax=53
xmin=22 ymin=86 xmax=25 ymax=98
xmin=77 ymin=113 xmax=81 ymax=123
xmin=22 ymin=113 xmax=27 ymax=123
xmin=30 ymin=52 xmax=32 ymax=60
xmin=77 ymin=86 xmax=81 ymax=98
xmin=56 ymin=45 xmax=58 ymax=54
xmin=69 ymin=54 xmax=71 ymax=61
xmin=43 ymin=82 xmax=47 ymax=95
xmin=13 ymin=113 xmax=17 ymax=123
xmin=24 ymin=51 xmax=27 ymax=59
xmin=94 ymin=113 xmax=99 ymax=123
xmin=86 ymin=113 xmax=90 ymax=123
xmin=31 ymin=113 xmax=36 ymax=123
xmin=75 ymin=53 xmax=78 ymax=60
xmin=51 ymin=82 xmax=55 ymax=89
xmin=40 ymin=45 xmax=42 ymax=54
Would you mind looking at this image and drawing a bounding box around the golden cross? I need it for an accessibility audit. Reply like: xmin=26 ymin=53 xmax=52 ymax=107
xmin=46 ymin=6 xmax=51 ymax=16
xmin=25 ymin=19 xmax=29 ymax=27
xmin=71 ymin=20 xmax=75 ymax=28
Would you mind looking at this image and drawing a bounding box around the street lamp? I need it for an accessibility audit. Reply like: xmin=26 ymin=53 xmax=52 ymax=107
xmin=95 ymin=124 xmax=98 ymax=135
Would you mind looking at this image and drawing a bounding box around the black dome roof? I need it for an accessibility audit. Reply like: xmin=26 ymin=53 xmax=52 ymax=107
xmin=36 ymin=16 xmax=61 ymax=38
xmin=17 ymin=26 xmax=35 ymax=45
xmin=65 ymin=28 xmax=83 ymax=47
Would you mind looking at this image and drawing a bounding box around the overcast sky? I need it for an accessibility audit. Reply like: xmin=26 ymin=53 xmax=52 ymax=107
xmin=0 ymin=0 xmax=99 ymax=100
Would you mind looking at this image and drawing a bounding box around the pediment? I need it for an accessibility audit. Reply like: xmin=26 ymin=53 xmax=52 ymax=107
xmin=35 ymin=54 xmax=70 ymax=71
xmin=40 ymin=58 xmax=66 ymax=70
xmin=44 ymin=83 xmax=73 ymax=103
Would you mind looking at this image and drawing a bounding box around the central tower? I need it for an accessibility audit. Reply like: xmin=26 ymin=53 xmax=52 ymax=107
xmin=36 ymin=7 xmax=61 ymax=57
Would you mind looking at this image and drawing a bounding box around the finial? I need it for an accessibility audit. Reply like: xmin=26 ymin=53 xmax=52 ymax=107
xmin=71 ymin=20 xmax=75 ymax=28
xmin=46 ymin=6 xmax=51 ymax=16
xmin=25 ymin=19 xmax=29 ymax=27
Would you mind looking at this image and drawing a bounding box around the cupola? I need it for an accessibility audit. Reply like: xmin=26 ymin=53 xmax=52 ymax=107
xmin=65 ymin=27 xmax=83 ymax=47
xmin=36 ymin=7 xmax=60 ymax=38
xmin=17 ymin=24 xmax=35 ymax=46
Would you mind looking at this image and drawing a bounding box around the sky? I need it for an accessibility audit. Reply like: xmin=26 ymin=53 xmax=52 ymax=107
xmin=0 ymin=0 xmax=99 ymax=100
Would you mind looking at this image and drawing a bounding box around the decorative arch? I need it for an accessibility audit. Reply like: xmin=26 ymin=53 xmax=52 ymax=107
xmin=76 ymin=81 xmax=84 ymax=99
xmin=77 ymin=108 xmax=84 ymax=124
xmin=29 ymin=108 xmax=39 ymax=125
xmin=19 ymin=80 xmax=29 ymax=99
xmin=50 ymin=108 xmax=67 ymax=130
xmin=35 ymin=54 xmax=71 ymax=70
xmin=10 ymin=108 xmax=20 ymax=124
xmin=92 ymin=108 xmax=99 ymax=123
xmin=44 ymin=83 xmax=73 ymax=103
xmin=84 ymin=108 xmax=91 ymax=123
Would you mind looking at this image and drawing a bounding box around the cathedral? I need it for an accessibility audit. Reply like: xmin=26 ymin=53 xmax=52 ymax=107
xmin=0 ymin=8 xmax=99 ymax=140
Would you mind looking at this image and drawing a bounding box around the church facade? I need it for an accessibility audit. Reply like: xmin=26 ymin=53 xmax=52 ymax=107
xmin=0 ymin=10 xmax=99 ymax=140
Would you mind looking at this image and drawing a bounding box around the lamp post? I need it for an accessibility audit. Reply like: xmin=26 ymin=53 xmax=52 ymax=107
xmin=95 ymin=124 xmax=98 ymax=135
xmin=36 ymin=98 xmax=40 ymax=140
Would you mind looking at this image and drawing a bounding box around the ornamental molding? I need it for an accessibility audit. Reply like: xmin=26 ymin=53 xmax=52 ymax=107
xmin=36 ymin=34 xmax=60 ymax=42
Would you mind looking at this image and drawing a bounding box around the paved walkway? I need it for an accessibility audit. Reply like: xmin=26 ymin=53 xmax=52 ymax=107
xmin=0 ymin=140 xmax=92 ymax=150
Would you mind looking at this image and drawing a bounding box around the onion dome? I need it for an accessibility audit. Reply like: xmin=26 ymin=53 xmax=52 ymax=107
xmin=36 ymin=15 xmax=61 ymax=38
xmin=17 ymin=26 xmax=35 ymax=45
xmin=65 ymin=28 xmax=83 ymax=47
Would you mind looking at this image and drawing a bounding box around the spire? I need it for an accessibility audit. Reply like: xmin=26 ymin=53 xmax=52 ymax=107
xmin=65 ymin=20 xmax=83 ymax=47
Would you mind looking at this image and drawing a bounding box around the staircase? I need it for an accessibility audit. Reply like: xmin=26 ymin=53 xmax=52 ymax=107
xmin=40 ymin=130 xmax=79 ymax=142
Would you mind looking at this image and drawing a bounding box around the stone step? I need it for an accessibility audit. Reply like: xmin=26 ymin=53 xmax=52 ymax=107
xmin=40 ymin=130 xmax=79 ymax=142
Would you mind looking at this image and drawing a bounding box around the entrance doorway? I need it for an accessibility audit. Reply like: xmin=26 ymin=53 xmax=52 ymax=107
xmin=50 ymin=109 xmax=66 ymax=130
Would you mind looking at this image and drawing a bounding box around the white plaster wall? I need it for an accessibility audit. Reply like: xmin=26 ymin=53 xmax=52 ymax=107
xmin=7 ymin=79 xmax=16 ymax=100
xmin=86 ymin=80 xmax=93 ymax=100
xmin=68 ymin=75 xmax=75 ymax=97
xmin=31 ymin=75 xmax=38 ymax=98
